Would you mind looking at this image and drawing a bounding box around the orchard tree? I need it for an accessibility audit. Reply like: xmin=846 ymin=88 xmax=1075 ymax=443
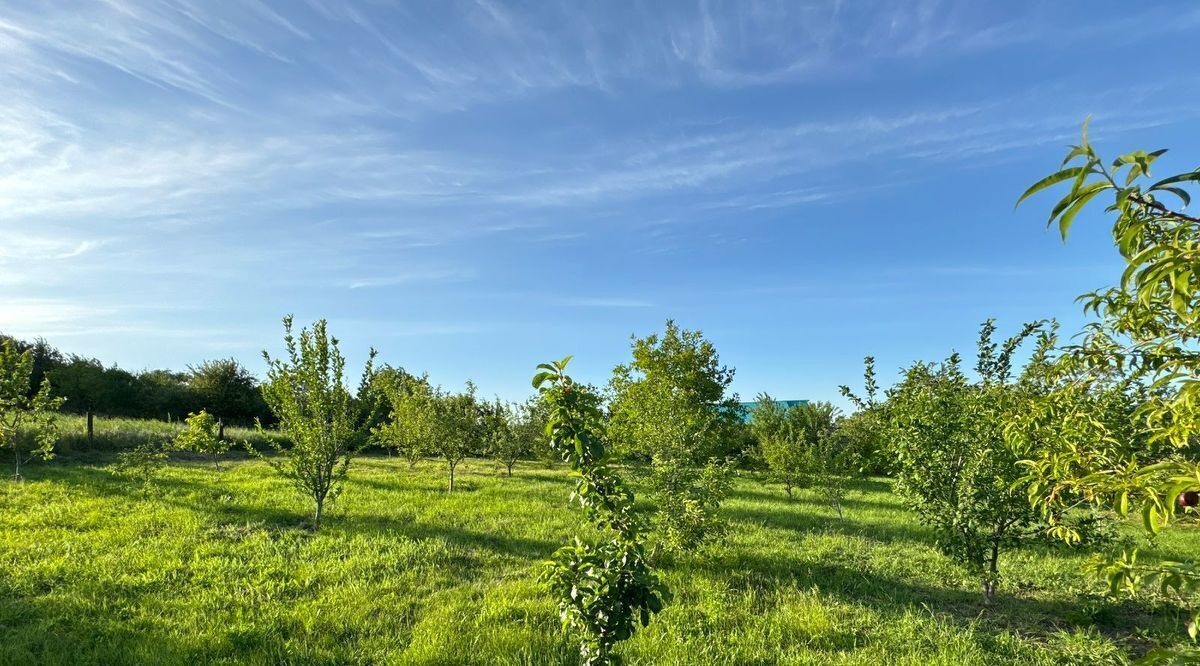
xmin=838 ymin=356 xmax=890 ymax=475
xmin=888 ymin=320 xmax=1045 ymax=602
xmin=374 ymin=380 xmax=436 ymax=466
xmin=609 ymin=320 xmax=740 ymax=551
xmin=432 ymin=383 xmax=482 ymax=492
xmin=175 ymin=410 xmax=230 ymax=469
xmin=484 ymin=398 xmax=533 ymax=477
xmin=535 ymin=357 xmax=669 ymax=665
xmin=1014 ymin=125 xmax=1200 ymax=656
xmin=360 ymin=365 xmax=428 ymax=449
xmin=753 ymin=398 xmax=848 ymax=511
xmin=254 ymin=316 xmax=375 ymax=527
xmin=0 ymin=340 xmax=63 ymax=480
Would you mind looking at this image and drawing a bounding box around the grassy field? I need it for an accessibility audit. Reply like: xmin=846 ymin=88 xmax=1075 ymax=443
xmin=0 ymin=451 xmax=1195 ymax=665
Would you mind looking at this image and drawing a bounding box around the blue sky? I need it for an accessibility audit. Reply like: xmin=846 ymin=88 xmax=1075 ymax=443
xmin=3 ymin=1 xmax=1199 ymax=407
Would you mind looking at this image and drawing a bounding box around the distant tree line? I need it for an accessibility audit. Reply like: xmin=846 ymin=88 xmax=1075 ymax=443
xmin=0 ymin=333 xmax=271 ymax=438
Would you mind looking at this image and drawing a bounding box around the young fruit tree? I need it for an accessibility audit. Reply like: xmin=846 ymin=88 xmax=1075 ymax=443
xmin=112 ymin=438 xmax=170 ymax=495
xmin=535 ymin=357 xmax=669 ymax=666
xmin=432 ymin=384 xmax=482 ymax=492
xmin=174 ymin=410 xmax=230 ymax=469
xmin=374 ymin=380 xmax=437 ymax=467
xmin=608 ymin=320 xmax=740 ymax=552
xmin=887 ymin=320 xmax=1047 ymax=602
xmin=364 ymin=366 xmax=430 ymax=457
xmin=752 ymin=398 xmax=842 ymax=501
xmin=838 ymin=356 xmax=891 ymax=475
xmin=1013 ymin=125 xmax=1200 ymax=657
xmin=483 ymin=398 xmax=533 ymax=477
xmin=0 ymin=339 xmax=64 ymax=480
xmin=254 ymin=316 xmax=375 ymax=527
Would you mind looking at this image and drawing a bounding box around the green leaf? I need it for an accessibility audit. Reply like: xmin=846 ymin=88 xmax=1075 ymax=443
xmin=1058 ymin=184 xmax=1108 ymax=240
xmin=1016 ymin=166 xmax=1088 ymax=207
xmin=1154 ymin=186 xmax=1192 ymax=207
xmin=1150 ymin=170 xmax=1200 ymax=190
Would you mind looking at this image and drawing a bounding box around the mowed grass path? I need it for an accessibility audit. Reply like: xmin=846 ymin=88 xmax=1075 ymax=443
xmin=0 ymin=455 xmax=1195 ymax=665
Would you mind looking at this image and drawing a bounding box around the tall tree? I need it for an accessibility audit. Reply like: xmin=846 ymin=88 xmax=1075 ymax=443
xmin=47 ymin=356 xmax=124 ymax=441
xmin=0 ymin=339 xmax=64 ymax=480
xmin=608 ymin=320 xmax=740 ymax=551
xmin=188 ymin=358 xmax=266 ymax=437
xmin=254 ymin=316 xmax=374 ymax=527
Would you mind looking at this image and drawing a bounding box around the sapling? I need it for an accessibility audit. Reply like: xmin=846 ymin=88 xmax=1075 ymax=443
xmin=253 ymin=316 xmax=375 ymax=527
xmin=175 ymin=410 xmax=230 ymax=469
xmin=535 ymin=357 xmax=669 ymax=666
xmin=0 ymin=339 xmax=64 ymax=480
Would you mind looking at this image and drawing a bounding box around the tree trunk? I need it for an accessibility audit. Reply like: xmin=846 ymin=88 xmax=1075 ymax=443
xmin=448 ymin=461 xmax=456 ymax=492
xmin=314 ymin=495 xmax=325 ymax=528
xmin=785 ymin=483 xmax=793 ymax=499
xmin=13 ymin=446 xmax=21 ymax=481
xmin=833 ymin=497 xmax=843 ymax=520
xmin=218 ymin=420 xmax=225 ymax=441
xmin=86 ymin=410 xmax=94 ymax=442
xmin=506 ymin=462 xmax=514 ymax=477
xmin=983 ymin=543 xmax=1000 ymax=603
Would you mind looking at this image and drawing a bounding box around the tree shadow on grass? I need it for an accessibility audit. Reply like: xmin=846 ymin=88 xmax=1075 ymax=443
xmin=0 ymin=576 xmax=214 ymax=664
xmin=723 ymin=501 xmax=933 ymax=546
xmin=684 ymin=543 xmax=1178 ymax=657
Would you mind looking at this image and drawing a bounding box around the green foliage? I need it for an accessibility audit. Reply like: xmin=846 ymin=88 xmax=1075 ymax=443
xmin=535 ymin=357 xmax=669 ymax=666
xmin=187 ymin=358 xmax=267 ymax=429
xmin=254 ymin=316 xmax=375 ymax=527
xmin=1017 ymin=125 xmax=1200 ymax=656
xmin=753 ymin=398 xmax=836 ymax=497
xmin=374 ymin=378 xmax=437 ymax=467
xmin=111 ymin=439 xmax=170 ymax=494
xmin=375 ymin=377 xmax=483 ymax=490
xmin=0 ymin=332 xmax=272 ymax=425
xmin=431 ymin=384 xmax=482 ymax=492
xmin=174 ymin=410 xmax=230 ymax=468
xmin=0 ymin=339 xmax=64 ymax=480
xmin=838 ymin=356 xmax=891 ymax=475
xmin=888 ymin=320 xmax=1047 ymax=602
xmin=483 ymin=398 xmax=540 ymax=477
xmin=608 ymin=320 xmax=738 ymax=551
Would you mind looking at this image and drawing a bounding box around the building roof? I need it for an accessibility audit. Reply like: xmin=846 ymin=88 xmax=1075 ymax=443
xmin=736 ymin=400 xmax=809 ymax=423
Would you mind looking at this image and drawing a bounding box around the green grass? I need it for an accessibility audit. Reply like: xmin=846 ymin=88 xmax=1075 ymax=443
xmin=46 ymin=414 xmax=286 ymax=453
xmin=0 ymin=449 xmax=1195 ymax=665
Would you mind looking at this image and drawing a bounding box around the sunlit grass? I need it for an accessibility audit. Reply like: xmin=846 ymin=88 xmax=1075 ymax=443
xmin=0 ymin=450 xmax=1194 ymax=665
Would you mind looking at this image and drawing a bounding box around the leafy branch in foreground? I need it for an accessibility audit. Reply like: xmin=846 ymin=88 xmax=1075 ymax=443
xmin=1015 ymin=122 xmax=1200 ymax=660
xmin=534 ymin=357 xmax=669 ymax=666
xmin=0 ymin=339 xmax=64 ymax=480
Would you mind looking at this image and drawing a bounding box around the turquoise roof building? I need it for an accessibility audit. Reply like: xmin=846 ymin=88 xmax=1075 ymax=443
xmin=736 ymin=400 xmax=808 ymax=423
